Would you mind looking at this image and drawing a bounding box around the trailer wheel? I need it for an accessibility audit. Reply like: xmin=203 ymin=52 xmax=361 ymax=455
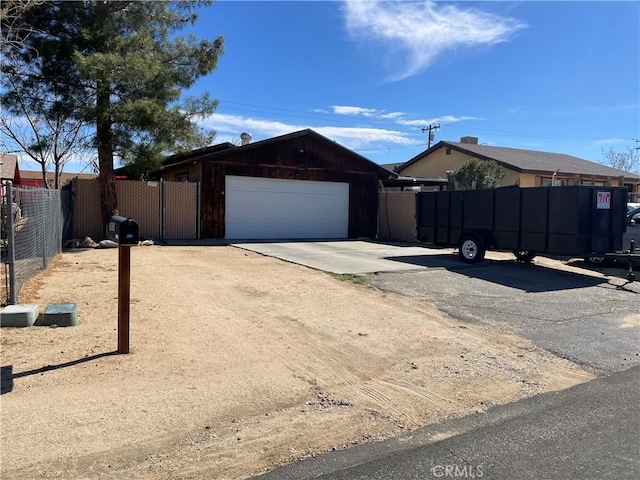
xmin=513 ymin=250 xmax=536 ymax=263
xmin=458 ymin=234 xmax=486 ymax=264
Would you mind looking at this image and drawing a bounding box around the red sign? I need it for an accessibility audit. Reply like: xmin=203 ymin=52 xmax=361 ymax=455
xmin=597 ymin=191 xmax=611 ymax=209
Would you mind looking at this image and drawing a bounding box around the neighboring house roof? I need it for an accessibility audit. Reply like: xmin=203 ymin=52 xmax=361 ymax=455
xmin=399 ymin=141 xmax=640 ymax=180
xmin=19 ymin=170 xmax=97 ymax=188
xmin=154 ymin=129 xmax=395 ymax=179
xmin=0 ymin=153 xmax=21 ymax=183
xmin=380 ymin=162 xmax=403 ymax=173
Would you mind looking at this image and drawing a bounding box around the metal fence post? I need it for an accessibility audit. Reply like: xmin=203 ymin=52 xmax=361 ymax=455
xmin=41 ymin=190 xmax=48 ymax=268
xmin=6 ymin=181 xmax=17 ymax=305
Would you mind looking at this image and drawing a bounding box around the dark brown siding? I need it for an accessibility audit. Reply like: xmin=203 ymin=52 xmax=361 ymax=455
xmin=201 ymin=163 xmax=225 ymax=238
xmin=348 ymin=173 xmax=380 ymax=238
xmin=161 ymin=133 xmax=385 ymax=239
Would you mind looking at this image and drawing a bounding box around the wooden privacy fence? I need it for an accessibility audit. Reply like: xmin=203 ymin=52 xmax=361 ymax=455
xmin=378 ymin=191 xmax=417 ymax=243
xmin=72 ymin=179 xmax=200 ymax=241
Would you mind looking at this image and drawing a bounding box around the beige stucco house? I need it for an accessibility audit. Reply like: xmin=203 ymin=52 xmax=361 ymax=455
xmin=395 ymin=136 xmax=640 ymax=201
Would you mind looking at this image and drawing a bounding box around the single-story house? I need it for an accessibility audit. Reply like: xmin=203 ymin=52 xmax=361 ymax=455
xmin=20 ymin=170 xmax=97 ymax=189
xmin=395 ymin=136 xmax=640 ymax=200
xmin=148 ymin=129 xmax=395 ymax=240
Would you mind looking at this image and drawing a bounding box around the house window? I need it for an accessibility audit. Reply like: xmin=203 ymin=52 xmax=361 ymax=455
xmin=581 ymin=179 xmax=605 ymax=186
xmin=446 ymin=148 xmax=451 ymax=155
xmin=175 ymin=173 xmax=189 ymax=182
xmin=542 ymin=178 xmax=565 ymax=187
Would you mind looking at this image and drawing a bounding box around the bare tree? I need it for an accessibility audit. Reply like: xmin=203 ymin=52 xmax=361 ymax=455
xmin=601 ymin=147 xmax=640 ymax=174
xmin=1 ymin=0 xmax=93 ymax=188
xmin=1 ymin=2 xmax=99 ymax=190
xmin=1 ymin=66 xmax=91 ymax=189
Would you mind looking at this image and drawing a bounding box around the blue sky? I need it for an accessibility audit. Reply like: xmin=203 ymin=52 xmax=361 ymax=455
xmin=8 ymin=1 xmax=639 ymax=174
xmin=186 ymin=0 xmax=639 ymax=169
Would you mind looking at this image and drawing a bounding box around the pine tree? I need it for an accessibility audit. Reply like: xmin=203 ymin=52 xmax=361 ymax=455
xmin=2 ymin=1 xmax=223 ymax=222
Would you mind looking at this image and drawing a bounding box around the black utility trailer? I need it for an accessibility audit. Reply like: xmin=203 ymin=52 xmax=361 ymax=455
xmin=416 ymin=185 xmax=635 ymax=270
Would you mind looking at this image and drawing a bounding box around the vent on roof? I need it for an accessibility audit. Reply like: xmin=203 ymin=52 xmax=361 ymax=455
xmin=460 ymin=136 xmax=479 ymax=145
xmin=240 ymin=132 xmax=252 ymax=146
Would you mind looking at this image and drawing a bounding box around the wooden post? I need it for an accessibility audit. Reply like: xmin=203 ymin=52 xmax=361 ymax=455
xmin=118 ymin=245 xmax=131 ymax=354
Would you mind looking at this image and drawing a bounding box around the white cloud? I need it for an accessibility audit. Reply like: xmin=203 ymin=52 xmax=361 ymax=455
xmin=202 ymin=113 xmax=296 ymax=139
xmin=333 ymin=105 xmax=380 ymax=117
xmin=332 ymin=104 xmax=477 ymax=127
xmin=332 ymin=105 xmax=406 ymax=121
xmin=595 ymin=138 xmax=626 ymax=146
xmin=200 ymin=112 xmax=417 ymax=151
xmin=343 ymin=0 xmax=527 ymax=80
xmin=396 ymin=115 xmax=478 ymax=127
xmin=314 ymin=125 xmax=415 ymax=149
xmin=378 ymin=111 xmax=405 ymax=120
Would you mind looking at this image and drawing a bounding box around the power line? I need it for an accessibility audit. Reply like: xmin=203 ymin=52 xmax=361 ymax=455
xmin=217 ymin=100 xmax=634 ymax=143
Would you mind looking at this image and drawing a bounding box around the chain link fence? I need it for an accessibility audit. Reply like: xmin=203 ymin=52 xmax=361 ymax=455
xmin=1 ymin=178 xmax=197 ymax=305
xmin=1 ymin=181 xmax=69 ymax=306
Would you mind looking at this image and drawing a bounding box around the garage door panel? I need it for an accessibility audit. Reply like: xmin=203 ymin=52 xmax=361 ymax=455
xmin=229 ymin=191 xmax=347 ymax=211
xmin=225 ymin=176 xmax=349 ymax=239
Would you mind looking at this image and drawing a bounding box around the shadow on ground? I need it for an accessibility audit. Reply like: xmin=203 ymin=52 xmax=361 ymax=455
xmin=1 ymin=351 xmax=118 ymax=395
xmin=382 ymin=256 xmax=608 ymax=293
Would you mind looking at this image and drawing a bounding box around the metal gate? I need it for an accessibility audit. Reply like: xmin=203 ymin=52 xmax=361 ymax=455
xmin=72 ymin=179 xmax=200 ymax=242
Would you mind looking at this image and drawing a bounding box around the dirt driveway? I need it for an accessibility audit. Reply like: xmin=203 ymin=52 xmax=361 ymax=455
xmin=1 ymin=245 xmax=593 ymax=479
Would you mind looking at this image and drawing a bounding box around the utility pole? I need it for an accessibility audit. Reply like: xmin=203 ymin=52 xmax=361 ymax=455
xmin=422 ymin=124 xmax=440 ymax=148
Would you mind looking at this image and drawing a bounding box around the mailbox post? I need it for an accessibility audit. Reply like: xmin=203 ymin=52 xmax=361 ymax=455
xmin=107 ymin=216 xmax=139 ymax=354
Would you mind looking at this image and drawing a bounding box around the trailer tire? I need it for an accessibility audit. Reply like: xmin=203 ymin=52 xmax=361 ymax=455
xmin=458 ymin=233 xmax=486 ymax=264
xmin=513 ymin=250 xmax=536 ymax=263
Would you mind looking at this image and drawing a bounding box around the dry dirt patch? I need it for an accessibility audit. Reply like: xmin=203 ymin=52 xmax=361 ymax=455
xmin=1 ymin=245 xmax=593 ymax=479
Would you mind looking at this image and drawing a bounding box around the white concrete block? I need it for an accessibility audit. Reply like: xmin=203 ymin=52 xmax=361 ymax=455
xmin=1 ymin=304 xmax=39 ymax=327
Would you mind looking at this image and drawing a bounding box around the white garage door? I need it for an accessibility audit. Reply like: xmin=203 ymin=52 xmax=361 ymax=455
xmin=225 ymin=176 xmax=349 ymax=239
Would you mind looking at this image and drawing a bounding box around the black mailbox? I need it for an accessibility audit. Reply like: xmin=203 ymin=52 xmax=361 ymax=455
xmin=107 ymin=216 xmax=139 ymax=245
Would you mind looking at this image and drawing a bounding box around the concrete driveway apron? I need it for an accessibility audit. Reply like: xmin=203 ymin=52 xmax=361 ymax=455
xmin=229 ymin=240 xmax=465 ymax=274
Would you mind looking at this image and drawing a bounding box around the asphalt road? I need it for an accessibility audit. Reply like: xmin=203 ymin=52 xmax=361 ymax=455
xmin=366 ymin=258 xmax=640 ymax=375
xmin=256 ymin=366 xmax=640 ymax=480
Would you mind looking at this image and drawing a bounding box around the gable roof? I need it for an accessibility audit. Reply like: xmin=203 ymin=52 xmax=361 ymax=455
xmin=0 ymin=154 xmax=21 ymax=183
xmin=399 ymin=141 xmax=640 ymax=180
xmin=380 ymin=162 xmax=403 ymax=173
xmin=20 ymin=170 xmax=97 ymax=188
xmin=162 ymin=142 xmax=237 ymax=167
xmin=156 ymin=129 xmax=395 ymax=178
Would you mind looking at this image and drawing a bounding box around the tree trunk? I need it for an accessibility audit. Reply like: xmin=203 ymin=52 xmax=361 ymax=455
xmin=54 ymin=163 xmax=60 ymax=190
xmin=96 ymin=79 xmax=117 ymax=227
xmin=40 ymin=163 xmax=49 ymax=189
